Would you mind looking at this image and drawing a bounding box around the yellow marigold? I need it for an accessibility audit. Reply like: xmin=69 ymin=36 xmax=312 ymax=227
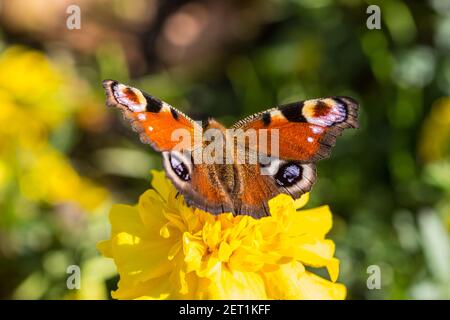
xmin=97 ymin=170 xmax=346 ymax=300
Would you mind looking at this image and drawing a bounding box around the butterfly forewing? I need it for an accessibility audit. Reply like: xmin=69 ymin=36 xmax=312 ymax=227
xmin=232 ymin=96 xmax=359 ymax=162
xmin=103 ymin=80 xmax=200 ymax=152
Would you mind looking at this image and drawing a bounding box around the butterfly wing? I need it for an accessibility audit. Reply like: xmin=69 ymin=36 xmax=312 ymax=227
xmin=232 ymin=96 xmax=359 ymax=162
xmin=233 ymin=160 xmax=316 ymax=218
xmin=161 ymin=151 xmax=235 ymax=214
xmin=103 ymin=80 xmax=200 ymax=152
xmin=228 ymin=96 xmax=358 ymax=217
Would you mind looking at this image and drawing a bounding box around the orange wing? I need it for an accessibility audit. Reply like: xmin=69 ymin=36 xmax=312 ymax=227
xmin=178 ymin=162 xmax=235 ymax=214
xmin=103 ymin=80 xmax=200 ymax=152
xmin=233 ymin=162 xmax=317 ymax=218
xmin=232 ymin=97 xmax=359 ymax=162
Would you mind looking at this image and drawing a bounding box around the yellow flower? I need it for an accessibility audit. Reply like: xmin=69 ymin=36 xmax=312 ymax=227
xmin=19 ymin=147 xmax=108 ymax=211
xmin=0 ymin=46 xmax=108 ymax=211
xmin=98 ymin=171 xmax=346 ymax=300
xmin=418 ymin=97 xmax=450 ymax=163
xmin=0 ymin=46 xmax=71 ymax=129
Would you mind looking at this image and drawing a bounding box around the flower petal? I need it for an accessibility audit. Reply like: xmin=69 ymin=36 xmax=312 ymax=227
xmin=113 ymin=275 xmax=172 ymax=300
xmin=150 ymin=170 xmax=172 ymax=201
xmin=294 ymin=192 xmax=310 ymax=209
xmin=294 ymin=239 xmax=336 ymax=266
xmin=111 ymin=232 xmax=173 ymax=285
xmin=109 ymin=204 xmax=143 ymax=237
xmin=196 ymin=268 xmax=267 ymax=299
xmin=183 ymin=233 xmax=206 ymax=273
xmin=268 ymin=194 xmax=296 ymax=220
xmin=262 ymin=261 xmax=346 ymax=299
xmin=287 ymin=206 xmax=333 ymax=238
xmin=296 ymin=271 xmax=346 ymax=300
xmin=325 ymin=257 xmax=340 ymax=283
xmin=138 ymin=190 xmax=168 ymax=236
xmin=96 ymin=240 xmax=112 ymax=258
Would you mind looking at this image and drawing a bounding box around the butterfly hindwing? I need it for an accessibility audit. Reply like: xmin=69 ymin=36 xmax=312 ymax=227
xmin=233 ymin=162 xmax=316 ymax=218
xmin=161 ymin=150 xmax=235 ymax=214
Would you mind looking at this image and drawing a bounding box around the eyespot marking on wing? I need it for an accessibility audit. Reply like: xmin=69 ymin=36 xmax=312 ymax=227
xmin=302 ymin=98 xmax=346 ymax=127
xmin=106 ymin=81 xmax=163 ymax=113
xmin=112 ymin=83 xmax=147 ymax=112
xmin=274 ymin=162 xmax=303 ymax=187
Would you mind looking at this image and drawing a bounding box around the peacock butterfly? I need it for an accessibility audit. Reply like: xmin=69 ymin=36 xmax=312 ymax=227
xmin=103 ymin=80 xmax=359 ymax=218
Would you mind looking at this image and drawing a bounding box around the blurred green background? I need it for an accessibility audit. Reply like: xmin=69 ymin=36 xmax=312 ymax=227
xmin=0 ymin=0 xmax=449 ymax=299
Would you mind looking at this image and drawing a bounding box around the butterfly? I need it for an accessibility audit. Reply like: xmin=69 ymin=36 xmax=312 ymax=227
xmin=103 ymin=80 xmax=359 ymax=218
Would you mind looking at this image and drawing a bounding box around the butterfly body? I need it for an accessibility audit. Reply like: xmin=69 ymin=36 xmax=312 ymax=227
xmin=103 ymin=80 xmax=359 ymax=218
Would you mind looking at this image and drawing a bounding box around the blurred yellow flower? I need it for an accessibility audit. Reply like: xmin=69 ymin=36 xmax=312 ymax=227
xmin=0 ymin=46 xmax=71 ymax=129
xmin=98 ymin=171 xmax=346 ymax=300
xmin=19 ymin=148 xmax=108 ymax=211
xmin=419 ymin=97 xmax=450 ymax=163
xmin=0 ymin=46 xmax=108 ymax=211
